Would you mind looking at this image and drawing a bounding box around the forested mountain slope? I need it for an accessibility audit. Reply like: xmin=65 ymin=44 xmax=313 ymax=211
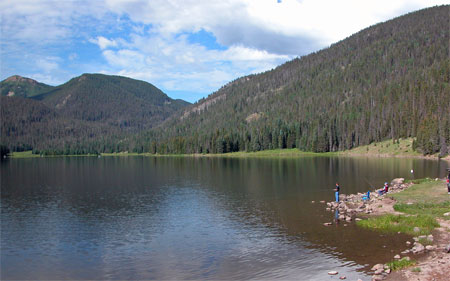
xmin=0 ymin=75 xmax=54 ymax=98
xmin=1 ymin=74 xmax=190 ymax=153
xmin=35 ymin=73 xmax=190 ymax=131
xmin=145 ymin=5 xmax=449 ymax=156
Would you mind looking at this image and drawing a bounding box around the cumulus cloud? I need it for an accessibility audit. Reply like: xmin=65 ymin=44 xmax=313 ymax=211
xmin=1 ymin=0 xmax=448 ymax=101
xmin=89 ymin=36 xmax=119 ymax=50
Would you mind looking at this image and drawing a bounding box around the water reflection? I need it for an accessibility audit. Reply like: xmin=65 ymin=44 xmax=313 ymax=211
xmin=1 ymin=156 xmax=448 ymax=280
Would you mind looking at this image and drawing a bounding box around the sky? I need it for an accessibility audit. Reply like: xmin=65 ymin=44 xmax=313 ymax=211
xmin=1 ymin=0 xmax=448 ymax=103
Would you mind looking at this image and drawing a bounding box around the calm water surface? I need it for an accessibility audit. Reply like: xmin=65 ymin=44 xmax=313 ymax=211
xmin=1 ymin=156 xmax=448 ymax=280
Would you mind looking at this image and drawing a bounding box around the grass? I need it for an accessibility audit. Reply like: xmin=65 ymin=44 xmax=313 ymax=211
xmin=357 ymin=178 xmax=449 ymax=235
xmin=394 ymin=202 xmax=450 ymax=218
xmin=205 ymin=149 xmax=338 ymax=158
xmin=411 ymin=267 xmax=421 ymax=273
xmin=343 ymin=138 xmax=424 ymax=157
xmin=391 ymin=179 xmax=449 ymax=204
xmin=387 ymin=258 xmax=417 ymax=271
xmin=356 ymin=214 xmax=439 ymax=235
xmin=9 ymin=151 xmax=41 ymax=158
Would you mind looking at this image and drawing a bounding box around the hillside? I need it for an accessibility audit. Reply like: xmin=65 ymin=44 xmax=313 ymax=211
xmin=1 ymin=74 xmax=190 ymax=153
xmin=144 ymin=5 xmax=449 ymax=156
xmin=34 ymin=73 xmax=190 ymax=131
xmin=0 ymin=75 xmax=54 ymax=98
xmin=0 ymin=96 xmax=119 ymax=154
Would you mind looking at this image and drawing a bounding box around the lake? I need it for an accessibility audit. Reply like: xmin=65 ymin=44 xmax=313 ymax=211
xmin=1 ymin=156 xmax=448 ymax=280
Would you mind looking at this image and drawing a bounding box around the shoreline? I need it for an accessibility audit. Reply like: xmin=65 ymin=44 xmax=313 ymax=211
xmin=6 ymin=148 xmax=449 ymax=161
xmin=322 ymin=178 xmax=450 ymax=281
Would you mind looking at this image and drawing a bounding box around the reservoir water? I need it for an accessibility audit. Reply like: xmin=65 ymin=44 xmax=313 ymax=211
xmin=1 ymin=156 xmax=448 ymax=280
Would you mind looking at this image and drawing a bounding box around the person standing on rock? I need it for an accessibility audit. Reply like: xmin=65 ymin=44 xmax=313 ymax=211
xmin=334 ymin=183 xmax=340 ymax=202
xmin=447 ymin=178 xmax=450 ymax=195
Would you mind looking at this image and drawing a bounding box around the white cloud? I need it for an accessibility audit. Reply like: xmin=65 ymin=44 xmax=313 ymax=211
xmin=89 ymin=36 xmax=119 ymax=50
xmin=1 ymin=0 xmax=448 ymax=101
xmin=36 ymin=57 xmax=60 ymax=73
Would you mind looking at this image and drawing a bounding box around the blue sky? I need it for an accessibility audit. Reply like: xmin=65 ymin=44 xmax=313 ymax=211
xmin=1 ymin=0 xmax=448 ymax=103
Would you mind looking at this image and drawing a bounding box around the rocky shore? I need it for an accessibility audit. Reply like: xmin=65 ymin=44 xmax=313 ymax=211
xmin=319 ymin=178 xmax=450 ymax=281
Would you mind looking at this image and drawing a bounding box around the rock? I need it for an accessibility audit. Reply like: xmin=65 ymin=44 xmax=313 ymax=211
xmin=405 ymin=256 xmax=411 ymax=261
xmin=374 ymin=268 xmax=384 ymax=275
xmin=394 ymin=254 xmax=401 ymax=259
xmin=427 ymin=234 xmax=433 ymax=242
xmin=339 ymin=276 xmax=346 ymax=280
xmin=339 ymin=215 xmax=345 ymax=220
xmin=406 ymin=241 xmax=411 ymax=245
xmin=385 ymin=268 xmax=391 ymax=274
xmin=323 ymin=222 xmax=332 ymax=226
xmin=372 ymin=278 xmax=383 ymax=281
xmin=326 ymin=208 xmax=331 ymax=211
xmin=355 ymin=218 xmax=362 ymax=221
xmin=328 ymin=271 xmax=338 ymax=275
xmin=320 ymin=200 xmax=325 ymax=203
xmin=391 ymin=178 xmax=405 ymax=185
xmin=412 ymin=243 xmax=425 ymax=253
xmin=443 ymin=212 xmax=450 ymax=217
xmin=413 ymin=227 xmax=420 ymax=233
xmin=326 ymin=202 xmax=331 ymax=206
xmin=311 ymin=201 xmax=315 ymax=203
xmin=371 ymin=264 xmax=384 ymax=271
xmin=444 ymin=244 xmax=450 ymax=253
xmin=418 ymin=235 xmax=427 ymax=239
xmin=401 ymin=250 xmax=410 ymax=254
xmin=426 ymin=245 xmax=436 ymax=251
xmin=345 ymin=216 xmax=352 ymax=222
xmin=413 ymin=237 xmax=419 ymax=242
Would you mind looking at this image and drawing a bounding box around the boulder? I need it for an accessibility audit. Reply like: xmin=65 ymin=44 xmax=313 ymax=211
xmin=371 ymin=264 xmax=384 ymax=271
xmin=412 ymin=243 xmax=425 ymax=253
xmin=445 ymin=244 xmax=450 ymax=253
xmin=391 ymin=178 xmax=405 ymax=185
xmin=374 ymin=268 xmax=384 ymax=275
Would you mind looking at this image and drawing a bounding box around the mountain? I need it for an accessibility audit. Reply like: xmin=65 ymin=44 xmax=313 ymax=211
xmin=1 ymin=74 xmax=190 ymax=154
xmin=145 ymin=5 xmax=449 ymax=156
xmin=0 ymin=75 xmax=54 ymax=98
xmin=34 ymin=73 xmax=190 ymax=131
xmin=0 ymin=96 xmax=118 ymax=153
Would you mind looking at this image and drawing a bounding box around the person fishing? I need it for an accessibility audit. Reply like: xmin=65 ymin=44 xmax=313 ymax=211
xmin=447 ymin=168 xmax=450 ymax=194
xmin=334 ymin=183 xmax=340 ymax=202
xmin=378 ymin=182 xmax=389 ymax=195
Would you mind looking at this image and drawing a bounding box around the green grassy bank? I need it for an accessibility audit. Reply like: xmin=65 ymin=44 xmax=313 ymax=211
xmin=357 ymin=179 xmax=449 ymax=236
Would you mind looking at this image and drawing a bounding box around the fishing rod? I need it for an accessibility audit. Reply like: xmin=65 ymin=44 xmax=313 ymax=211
xmin=363 ymin=177 xmax=375 ymax=190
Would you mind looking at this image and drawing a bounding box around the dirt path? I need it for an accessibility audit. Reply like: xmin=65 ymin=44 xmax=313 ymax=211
xmin=385 ymin=219 xmax=450 ymax=281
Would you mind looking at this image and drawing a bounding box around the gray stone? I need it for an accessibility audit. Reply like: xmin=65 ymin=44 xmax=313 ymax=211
xmin=412 ymin=243 xmax=425 ymax=253
xmin=426 ymin=245 xmax=436 ymax=251
xmin=394 ymin=254 xmax=401 ymax=259
xmin=371 ymin=264 xmax=384 ymax=271
xmin=374 ymin=269 xmax=384 ymax=275
xmin=443 ymin=212 xmax=450 ymax=216
xmin=328 ymin=271 xmax=338 ymax=275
